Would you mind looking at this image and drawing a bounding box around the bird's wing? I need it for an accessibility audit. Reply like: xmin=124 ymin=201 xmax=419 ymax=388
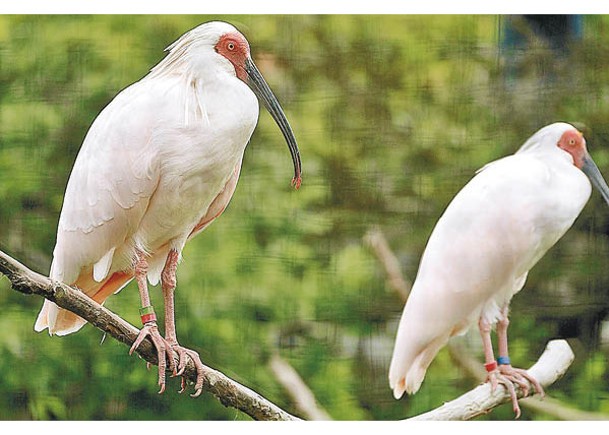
xmin=417 ymin=154 xmax=556 ymax=298
xmin=50 ymin=81 xmax=163 ymax=286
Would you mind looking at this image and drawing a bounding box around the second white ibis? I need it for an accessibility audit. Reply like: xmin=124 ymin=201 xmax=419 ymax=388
xmin=389 ymin=122 xmax=609 ymax=417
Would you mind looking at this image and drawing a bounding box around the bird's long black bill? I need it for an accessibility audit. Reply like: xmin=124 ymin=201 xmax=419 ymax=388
xmin=245 ymin=57 xmax=302 ymax=189
xmin=582 ymin=152 xmax=609 ymax=206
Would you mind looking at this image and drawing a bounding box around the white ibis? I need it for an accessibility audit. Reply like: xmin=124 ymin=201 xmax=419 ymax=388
xmin=388 ymin=122 xmax=609 ymax=417
xmin=34 ymin=21 xmax=302 ymax=396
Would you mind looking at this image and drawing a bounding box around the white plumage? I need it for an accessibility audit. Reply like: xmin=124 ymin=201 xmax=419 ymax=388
xmin=389 ymin=123 xmax=609 ymax=408
xmin=33 ymin=21 xmax=302 ymax=395
xmin=35 ymin=22 xmax=257 ymax=335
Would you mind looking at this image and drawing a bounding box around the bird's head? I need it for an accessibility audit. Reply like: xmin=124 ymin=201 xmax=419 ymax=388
xmin=154 ymin=21 xmax=302 ymax=189
xmin=554 ymin=123 xmax=609 ymax=205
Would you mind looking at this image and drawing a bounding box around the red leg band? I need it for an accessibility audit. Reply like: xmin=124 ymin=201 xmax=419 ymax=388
xmin=139 ymin=305 xmax=157 ymax=325
xmin=485 ymin=361 xmax=497 ymax=372
xmin=141 ymin=313 xmax=157 ymax=324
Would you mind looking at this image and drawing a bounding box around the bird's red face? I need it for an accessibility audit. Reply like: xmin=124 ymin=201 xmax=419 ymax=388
xmin=557 ymin=129 xmax=587 ymax=169
xmin=557 ymin=127 xmax=609 ymax=206
xmin=215 ymin=32 xmax=251 ymax=82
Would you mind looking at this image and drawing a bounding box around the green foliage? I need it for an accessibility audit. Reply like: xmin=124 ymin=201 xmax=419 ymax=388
xmin=1 ymin=15 xmax=609 ymax=421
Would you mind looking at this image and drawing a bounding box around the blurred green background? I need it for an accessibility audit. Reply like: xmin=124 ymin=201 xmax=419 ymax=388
xmin=1 ymin=14 xmax=609 ymax=420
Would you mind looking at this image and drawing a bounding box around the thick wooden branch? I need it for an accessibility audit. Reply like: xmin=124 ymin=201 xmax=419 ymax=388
xmin=0 ymin=249 xmax=300 ymax=421
xmin=269 ymin=353 xmax=332 ymax=420
xmin=409 ymin=339 xmax=574 ymax=420
xmin=448 ymin=342 xmax=609 ymax=420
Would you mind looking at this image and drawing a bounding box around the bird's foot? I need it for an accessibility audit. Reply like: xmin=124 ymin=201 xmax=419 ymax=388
xmin=486 ymin=369 xmax=521 ymax=419
xmin=499 ymin=364 xmax=545 ymax=398
xmin=486 ymin=365 xmax=544 ymax=419
xmin=167 ymin=341 xmax=206 ymax=397
xmin=129 ymin=322 xmax=177 ymax=394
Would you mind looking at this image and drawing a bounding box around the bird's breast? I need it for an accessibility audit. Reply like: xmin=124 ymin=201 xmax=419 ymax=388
xmin=133 ymin=76 xmax=259 ymax=252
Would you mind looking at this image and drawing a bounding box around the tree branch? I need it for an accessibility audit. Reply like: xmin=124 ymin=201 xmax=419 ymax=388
xmin=269 ymin=353 xmax=332 ymax=420
xmin=363 ymin=227 xmax=411 ymax=300
xmin=410 ymin=340 xmax=575 ymax=421
xmin=409 ymin=340 xmax=574 ymax=420
xmin=447 ymin=341 xmax=609 ymax=420
xmin=0 ymin=249 xmax=300 ymax=421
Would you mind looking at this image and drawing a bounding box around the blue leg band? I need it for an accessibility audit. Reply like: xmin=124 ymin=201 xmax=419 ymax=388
xmin=497 ymin=356 xmax=511 ymax=365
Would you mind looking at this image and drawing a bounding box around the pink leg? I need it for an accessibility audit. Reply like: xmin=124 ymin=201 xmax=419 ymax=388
xmin=496 ymin=306 xmax=544 ymax=398
xmin=161 ymin=249 xmax=205 ymax=397
xmin=128 ymin=249 xmax=176 ymax=394
xmin=478 ymin=317 xmax=520 ymax=418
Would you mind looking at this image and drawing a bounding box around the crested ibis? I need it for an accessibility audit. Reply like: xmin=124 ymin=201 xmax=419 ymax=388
xmin=35 ymin=21 xmax=302 ymax=397
xmin=389 ymin=122 xmax=609 ymax=417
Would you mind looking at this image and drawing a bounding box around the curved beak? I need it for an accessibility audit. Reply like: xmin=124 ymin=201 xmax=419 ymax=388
xmin=245 ymin=57 xmax=302 ymax=189
xmin=581 ymin=151 xmax=609 ymax=206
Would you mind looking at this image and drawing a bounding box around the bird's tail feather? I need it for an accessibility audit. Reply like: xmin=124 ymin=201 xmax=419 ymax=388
xmin=34 ymin=270 xmax=133 ymax=336
xmin=389 ymin=333 xmax=448 ymax=399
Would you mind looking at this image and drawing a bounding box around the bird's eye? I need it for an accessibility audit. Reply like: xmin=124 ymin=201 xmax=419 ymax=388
xmin=568 ymin=138 xmax=576 ymax=146
xmin=227 ymin=42 xmax=235 ymax=51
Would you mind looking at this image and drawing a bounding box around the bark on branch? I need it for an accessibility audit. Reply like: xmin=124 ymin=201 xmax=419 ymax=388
xmin=448 ymin=341 xmax=609 ymax=420
xmin=0 ymin=249 xmax=300 ymax=421
xmin=409 ymin=339 xmax=574 ymax=420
